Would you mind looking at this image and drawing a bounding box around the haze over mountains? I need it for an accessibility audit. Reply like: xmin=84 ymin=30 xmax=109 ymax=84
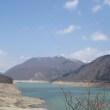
xmin=4 ymin=56 xmax=84 ymax=81
xmin=56 ymin=55 xmax=110 ymax=82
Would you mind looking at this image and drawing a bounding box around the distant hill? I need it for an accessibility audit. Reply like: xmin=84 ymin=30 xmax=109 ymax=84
xmin=4 ymin=56 xmax=84 ymax=81
xmin=0 ymin=74 xmax=13 ymax=83
xmin=55 ymin=55 xmax=110 ymax=82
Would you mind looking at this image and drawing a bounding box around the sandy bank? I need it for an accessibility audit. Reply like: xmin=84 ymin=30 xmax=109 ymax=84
xmin=52 ymin=81 xmax=110 ymax=88
xmin=14 ymin=80 xmax=49 ymax=84
xmin=0 ymin=107 xmax=47 ymax=110
xmin=0 ymin=83 xmax=47 ymax=110
xmin=14 ymin=80 xmax=110 ymax=88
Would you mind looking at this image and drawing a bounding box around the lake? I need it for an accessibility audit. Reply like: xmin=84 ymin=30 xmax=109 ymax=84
xmin=16 ymin=82 xmax=110 ymax=110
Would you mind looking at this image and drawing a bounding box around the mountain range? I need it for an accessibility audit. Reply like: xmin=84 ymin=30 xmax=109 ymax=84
xmin=4 ymin=55 xmax=110 ymax=83
xmin=4 ymin=56 xmax=84 ymax=81
xmin=56 ymin=55 xmax=110 ymax=82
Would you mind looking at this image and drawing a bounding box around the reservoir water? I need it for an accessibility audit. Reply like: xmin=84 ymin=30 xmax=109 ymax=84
xmin=16 ymin=82 xmax=110 ymax=110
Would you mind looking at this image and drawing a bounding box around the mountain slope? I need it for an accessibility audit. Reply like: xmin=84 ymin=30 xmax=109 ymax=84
xmin=4 ymin=56 xmax=84 ymax=81
xmin=56 ymin=55 xmax=110 ymax=82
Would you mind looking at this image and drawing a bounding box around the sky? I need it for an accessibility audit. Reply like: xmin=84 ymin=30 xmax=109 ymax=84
xmin=0 ymin=0 xmax=110 ymax=72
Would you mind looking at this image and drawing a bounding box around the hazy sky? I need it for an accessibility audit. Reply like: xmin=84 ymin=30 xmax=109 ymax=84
xmin=0 ymin=0 xmax=110 ymax=72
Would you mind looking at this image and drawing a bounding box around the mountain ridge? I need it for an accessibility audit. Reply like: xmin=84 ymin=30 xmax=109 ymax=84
xmin=55 ymin=54 xmax=110 ymax=82
xmin=4 ymin=56 xmax=84 ymax=81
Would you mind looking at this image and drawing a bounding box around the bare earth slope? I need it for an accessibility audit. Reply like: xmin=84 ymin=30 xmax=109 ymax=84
xmin=0 ymin=83 xmax=47 ymax=110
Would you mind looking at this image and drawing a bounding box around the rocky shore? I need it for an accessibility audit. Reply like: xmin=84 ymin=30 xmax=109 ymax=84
xmin=0 ymin=83 xmax=47 ymax=110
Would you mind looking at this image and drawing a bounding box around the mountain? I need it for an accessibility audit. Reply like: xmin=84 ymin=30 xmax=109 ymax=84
xmin=56 ymin=55 xmax=110 ymax=82
xmin=0 ymin=74 xmax=13 ymax=83
xmin=4 ymin=56 xmax=84 ymax=81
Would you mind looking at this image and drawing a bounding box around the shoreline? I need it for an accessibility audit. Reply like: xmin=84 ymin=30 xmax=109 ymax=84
xmin=52 ymin=81 xmax=110 ymax=88
xmin=14 ymin=80 xmax=49 ymax=84
xmin=14 ymin=80 xmax=110 ymax=88
xmin=0 ymin=83 xmax=47 ymax=110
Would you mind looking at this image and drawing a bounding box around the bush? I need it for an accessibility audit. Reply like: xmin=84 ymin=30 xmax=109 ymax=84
xmin=61 ymin=87 xmax=106 ymax=110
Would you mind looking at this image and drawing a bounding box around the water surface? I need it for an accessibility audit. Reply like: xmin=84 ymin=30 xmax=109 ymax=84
xmin=16 ymin=82 xmax=110 ymax=110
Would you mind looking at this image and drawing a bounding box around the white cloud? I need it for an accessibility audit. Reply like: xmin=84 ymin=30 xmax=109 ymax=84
xmin=92 ymin=0 xmax=110 ymax=13
xmin=0 ymin=50 xmax=7 ymax=72
xmin=56 ymin=24 xmax=80 ymax=35
xmin=92 ymin=5 xmax=102 ymax=13
xmin=0 ymin=50 xmax=29 ymax=72
xmin=104 ymin=0 xmax=110 ymax=6
xmin=70 ymin=47 xmax=110 ymax=62
xmin=81 ymin=36 xmax=87 ymax=40
xmin=91 ymin=31 xmax=109 ymax=41
xmin=0 ymin=50 xmax=6 ymax=58
xmin=64 ymin=0 xmax=79 ymax=10
xmin=19 ymin=56 xmax=29 ymax=60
